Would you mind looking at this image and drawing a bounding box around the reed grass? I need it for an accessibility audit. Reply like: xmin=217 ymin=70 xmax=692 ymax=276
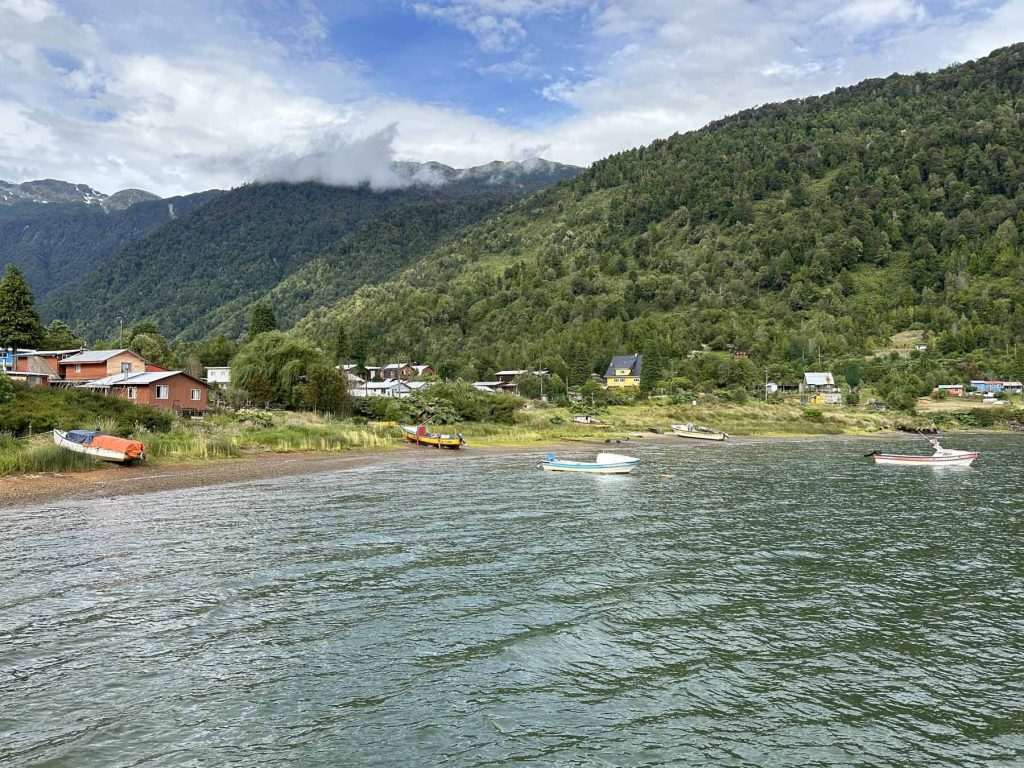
xmin=0 ymin=438 xmax=103 ymax=475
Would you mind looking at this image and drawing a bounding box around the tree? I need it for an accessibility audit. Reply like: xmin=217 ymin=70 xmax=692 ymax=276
xmin=0 ymin=266 xmax=45 ymax=349
xmin=299 ymin=363 xmax=352 ymax=414
xmin=332 ymin=322 xmax=349 ymax=363
xmin=0 ymin=371 xmax=12 ymax=404
xmin=640 ymin=344 xmax=663 ymax=394
xmin=249 ymin=302 xmax=277 ymax=339
xmin=41 ymin=320 xmax=82 ymax=350
xmin=231 ymin=331 xmax=328 ymax=408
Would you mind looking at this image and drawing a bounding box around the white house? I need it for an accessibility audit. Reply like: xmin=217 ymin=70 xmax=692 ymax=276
xmin=351 ymin=379 xmax=413 ymax=398
xmin=205 ymin=366 xmax=231 ymax=386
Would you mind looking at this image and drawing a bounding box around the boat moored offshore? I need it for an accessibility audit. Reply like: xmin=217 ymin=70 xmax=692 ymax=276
xmin=868 ymin=437 xmax=977 ymax=467
xmin=538 ymin=452 xmax=640 ymax=474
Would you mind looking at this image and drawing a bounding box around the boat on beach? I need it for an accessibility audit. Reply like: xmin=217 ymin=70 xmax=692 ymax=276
xmin=670 ymin=423 xmax=728 ymax=441
xmin=867 ymin=437 xmax=977 ymax=467
xmin=538 ymin=451 xmax=639 ymax=474
xmin=570 ymin=415 xmax=610 ymax=427
xmin=399 ymin=424 xmax=465 ymax=449
xmin=53 ymin=430 xmax=146 ymax=463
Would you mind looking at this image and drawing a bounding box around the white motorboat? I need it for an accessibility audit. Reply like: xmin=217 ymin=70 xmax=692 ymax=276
xmin=868 ymin=437 xmax=977 ymax=467
xmin=670 ymin=423 xmax=728 ymax=441
xmin=538 ymin=452 xmax=639 ymax=474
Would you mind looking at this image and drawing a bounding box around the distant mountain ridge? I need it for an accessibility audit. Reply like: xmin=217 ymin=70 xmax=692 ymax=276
xmin=42 ymin=158 xmax=583 ymax=340
xmin=0 ymin=179 xmax=160 ymax=211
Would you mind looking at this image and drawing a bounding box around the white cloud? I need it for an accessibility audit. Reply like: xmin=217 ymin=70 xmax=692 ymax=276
xmin=1 ymin=0 xmax=1023 ymax=195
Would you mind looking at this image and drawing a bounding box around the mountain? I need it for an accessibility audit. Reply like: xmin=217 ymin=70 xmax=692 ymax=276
xmin=0 ymin=179 xmax=159 ymax=210
xmin=44 ymin=159 xmax=581 ymax=340
xmin=0 ymin=190 xmax=221 ymax=304
xmin=294 ymin=44 xmax=1024 ymax=389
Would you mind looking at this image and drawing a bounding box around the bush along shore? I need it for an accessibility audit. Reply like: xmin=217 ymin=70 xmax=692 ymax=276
xmin=2 ymin=380 xmax=1021 ymax=478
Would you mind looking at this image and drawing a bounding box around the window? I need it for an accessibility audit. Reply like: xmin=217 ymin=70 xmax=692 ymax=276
xmin=126 ymin=387 xmax=137 ymax=400
xmin=156 ymin=385 xmax=169 ymax=399
xmin=74 ymin=364 xmax=81 ymax=373
xmin=191 ymin=388 xmax=201 ymax=401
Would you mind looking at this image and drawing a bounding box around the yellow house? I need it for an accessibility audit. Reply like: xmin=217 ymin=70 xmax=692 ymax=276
xmin=604 ymin=353 xmax=642 ymax=388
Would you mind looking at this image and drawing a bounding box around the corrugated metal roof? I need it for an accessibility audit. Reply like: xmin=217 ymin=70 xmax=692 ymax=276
xmin=803 ymin=372 xmax=835 ymax=386
xmin=60 ymin=349 xmax=131 ymax=364
xmin=79 ymin=370 xmax=182 ymax=387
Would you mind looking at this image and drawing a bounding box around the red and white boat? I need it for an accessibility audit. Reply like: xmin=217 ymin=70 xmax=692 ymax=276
xmin=869 ymin=437 xmax=977 ymax=467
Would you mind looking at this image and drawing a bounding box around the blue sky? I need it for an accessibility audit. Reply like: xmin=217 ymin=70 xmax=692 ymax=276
xmin=0 ymin=0 xmax=1022 ymax=195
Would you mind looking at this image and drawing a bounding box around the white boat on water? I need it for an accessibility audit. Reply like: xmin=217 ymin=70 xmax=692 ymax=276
xmin=868 ymin=437 xmax=977 ymax=467
xmin=539 ymin=452 xmax=639 ymax=474
xmin=670 ymin=423 xmax=728 ymax=441
xmin=53 ymin=430 xmax=146 ymax=463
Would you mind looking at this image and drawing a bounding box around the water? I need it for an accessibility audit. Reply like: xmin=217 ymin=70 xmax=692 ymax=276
xmin=2 ymin=435 xmax=1023 ymax=767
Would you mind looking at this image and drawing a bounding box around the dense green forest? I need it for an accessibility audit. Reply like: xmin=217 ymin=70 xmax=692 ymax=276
xmin=0 ymin=191 xmax=219 ymax=303
xmin=295 ymin=44 xmax=1024 ymax=398
xmin=44 ymin=164 xmax=580 ymax=341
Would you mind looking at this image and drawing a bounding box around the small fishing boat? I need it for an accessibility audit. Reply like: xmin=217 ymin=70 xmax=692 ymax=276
xmin=867 ymin=437 xmax=977 ymax=467
xmin=538 ymin=452 xmax=639 ymax=474
xmin=53 ymin=430 xmax=146 ymax=463
xmin=399 ymin=424 xmax=465 ymax=449
xmin=570 ymin=415 xmax=610 ymax=427
xmin=670 ymin=423 xmax=728 ymax=441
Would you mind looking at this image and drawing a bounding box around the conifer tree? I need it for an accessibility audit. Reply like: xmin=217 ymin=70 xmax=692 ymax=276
xmin=0 ymin=265 xmax=45 ymax=350
xmin=249 ymin=302 xmax=277 ymax=339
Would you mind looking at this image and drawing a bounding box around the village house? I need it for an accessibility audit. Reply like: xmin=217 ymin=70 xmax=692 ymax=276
xmin=352 ymin=379 xmax=413 ymax=398
xmin=79 ymin=370 xmax=208 ymax=415
xmin=205 ymin=366 xmax=231 ymax=386
xmin=473 ymin=380 xmax=517 ymax=395
xmin=57 ymin=349 xmax=148 ymax=381
xmin=935 ymin=384 xmax=965 ymax=397
xmin=970 ymin=380 xmax=1023 ymax=394
xmin=380 ymin=362 xmax=437 ymax=381
xmin=604 ymin=353 xmax=642 ymax=388
xmin=800 ymin=372 xmax=842 ymax=405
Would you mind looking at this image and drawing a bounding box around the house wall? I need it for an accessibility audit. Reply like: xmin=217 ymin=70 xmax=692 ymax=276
xmin=61 ymin=351 xmax=146 ymax=380
xmin=606 ymin=376 xmax=640 ymax=388
xmin=114 ymin=374 xmax=207 ymax=412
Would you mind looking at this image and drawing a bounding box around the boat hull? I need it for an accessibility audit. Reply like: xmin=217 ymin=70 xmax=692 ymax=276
xmin=399 ymin=425 xmax=464 ymax=449
xmin=539 ymin=452 xmax=639 ymax=474
xmin=670 ymin=424 xmax=727 ymax=441
xmin=53 ymin=430 xmax=145 ymax=463
xmin=873 ymin=452 xmax=977 ymax=467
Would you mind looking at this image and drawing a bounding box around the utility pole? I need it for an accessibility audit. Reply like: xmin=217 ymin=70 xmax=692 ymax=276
xmin=118 ymin=316 xmax=124 ymax=347
xmin=765 ymin=368 xmax=769 ymax=402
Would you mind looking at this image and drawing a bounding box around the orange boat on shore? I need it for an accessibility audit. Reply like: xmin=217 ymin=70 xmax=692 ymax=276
xmin=54 ymin=430 xmax=146 ymax=463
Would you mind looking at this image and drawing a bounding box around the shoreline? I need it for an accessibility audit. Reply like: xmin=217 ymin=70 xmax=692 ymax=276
xmin=0 ymin=431 xmax=965 ymax=510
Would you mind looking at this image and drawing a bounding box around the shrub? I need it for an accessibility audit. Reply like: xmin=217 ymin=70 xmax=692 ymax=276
xmin=802 ymin=408 xmax=825 ymax=423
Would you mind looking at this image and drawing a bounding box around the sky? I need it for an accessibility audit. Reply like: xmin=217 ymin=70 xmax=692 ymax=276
xmin=0 ymin=0 xmax=1022 ymax=196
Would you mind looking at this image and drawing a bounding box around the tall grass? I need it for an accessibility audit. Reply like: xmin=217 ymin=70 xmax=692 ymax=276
xmin=0 ymin=434 xmax=104 ymax=475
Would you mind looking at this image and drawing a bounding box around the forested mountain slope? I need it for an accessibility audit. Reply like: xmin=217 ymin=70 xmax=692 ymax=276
xmin=0 ymin=191 xmax=219 ymax=304
xmin=297 ymin=44 xmax=1024 ymax=384
xmin=46 ymin=161 xmax=580 ymax=340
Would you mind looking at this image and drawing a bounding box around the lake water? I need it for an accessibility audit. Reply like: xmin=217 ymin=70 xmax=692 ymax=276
xmin=2 ymin=435 xmax=1023 ymax=767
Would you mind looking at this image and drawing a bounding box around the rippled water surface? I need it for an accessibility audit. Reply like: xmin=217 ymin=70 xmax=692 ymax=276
xmin=2 ymin=436 xmax=1024 ymax=766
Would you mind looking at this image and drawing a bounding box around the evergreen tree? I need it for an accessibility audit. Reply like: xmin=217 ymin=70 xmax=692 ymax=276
xmin=332 ymin=322 xmax=349 ymax=363
xmin=41 ymin=319 xmax=82 ymax=350
xmin=249 ymin=303 xmax=277 ymax=339
xmin=0 ymin=266 xmax=45 ymax=350
xmin=640 ymin=344 xmax=663 ymax=395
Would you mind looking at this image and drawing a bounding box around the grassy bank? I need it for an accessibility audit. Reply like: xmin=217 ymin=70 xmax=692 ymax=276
xmin=0 ymin=412 xmax=398 ymax=476
xmin=2 ymin=400 xmax=1018 ymax=477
